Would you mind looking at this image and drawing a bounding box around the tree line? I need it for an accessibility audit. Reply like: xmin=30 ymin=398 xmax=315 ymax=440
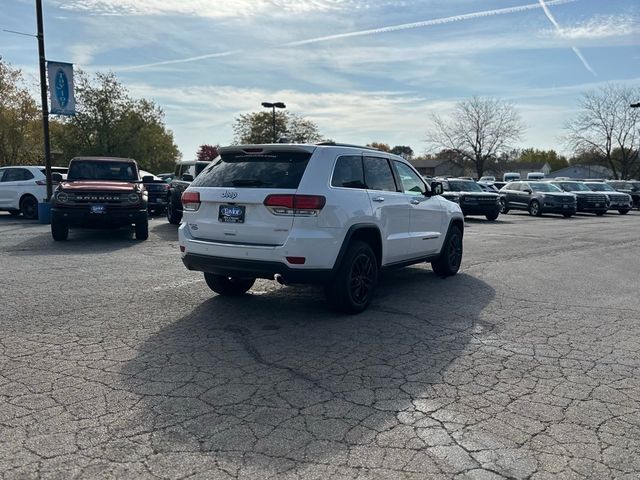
xmin=0 ymin=59 xmax=180 ymax=172
xmin=2 ymin=57 xmax=638 ymax=179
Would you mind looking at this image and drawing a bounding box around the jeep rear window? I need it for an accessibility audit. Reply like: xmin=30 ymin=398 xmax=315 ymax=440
xmin=191 ymin=151 xmax=312 ymax=189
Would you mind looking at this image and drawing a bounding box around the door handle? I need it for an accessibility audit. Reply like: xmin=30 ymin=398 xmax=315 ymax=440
xmin=410 ymin=199 xmax=420 ymax=205
xmin=372 ymin=196 xmax=385 ymax=202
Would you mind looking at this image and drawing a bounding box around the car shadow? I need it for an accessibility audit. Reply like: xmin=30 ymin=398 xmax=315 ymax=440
xmin=151 ymin=220 xmax=178 ymax=241
xmin=120 ymin=269 xmax=495 ymax=474
xmin=6 ymin=227 xmax=140 ymax=256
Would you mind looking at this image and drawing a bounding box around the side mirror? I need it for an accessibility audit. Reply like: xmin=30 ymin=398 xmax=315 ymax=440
xmin=181 ymin=174 xmax=194 ymax=182
xmin=524 ymin=188 xmax=532 ymax=194
xmin=142 ymin=175 xmax=155 ymax=183
xmin=51 ymin=173 xmax=63 ymax=183
xmin=430 ymin=181 xmax=444 ymax=196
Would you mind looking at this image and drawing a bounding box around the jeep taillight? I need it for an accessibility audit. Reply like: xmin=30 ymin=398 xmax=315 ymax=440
xmin=264 ymin=194 xmax=325 ymax=216
xmin=182 ymin=191 xmax=201 ymax=211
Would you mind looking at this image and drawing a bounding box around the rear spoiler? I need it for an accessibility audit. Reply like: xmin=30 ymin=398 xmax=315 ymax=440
xmin=219 ymin=144 xmax=317 ymax=155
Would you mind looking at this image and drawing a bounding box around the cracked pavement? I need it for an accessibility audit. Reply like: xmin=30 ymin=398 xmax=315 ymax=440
xmin=1 ymin=211 xmax=639 ymax=479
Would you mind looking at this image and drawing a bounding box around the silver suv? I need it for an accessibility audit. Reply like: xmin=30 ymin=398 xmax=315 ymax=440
xmin=178 ymin=143 xmax=464 ymax=313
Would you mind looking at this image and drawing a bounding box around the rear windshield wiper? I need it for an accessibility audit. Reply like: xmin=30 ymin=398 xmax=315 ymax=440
xmin=231 ymin=179 xmax=272 ymax=186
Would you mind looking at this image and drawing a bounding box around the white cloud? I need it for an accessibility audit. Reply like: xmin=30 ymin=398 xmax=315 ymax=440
xmin=57 ymin=0 xmax=401 ymax=18
xmin=555 ymin=15 xmax=638 ymax=40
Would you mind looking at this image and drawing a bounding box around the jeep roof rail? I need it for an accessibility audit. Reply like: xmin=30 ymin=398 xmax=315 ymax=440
xmin=316 ymin=141 xmax=381 ymax=152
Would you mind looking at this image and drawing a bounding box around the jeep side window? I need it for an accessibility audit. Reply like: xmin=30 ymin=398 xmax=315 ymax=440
xmin=393 ymin=161 xmax=426 ymax=195
xmin=363 ymin=157 xmax=397 ymax=192
xmin=331 ymin=155 xmax=365 ymax=189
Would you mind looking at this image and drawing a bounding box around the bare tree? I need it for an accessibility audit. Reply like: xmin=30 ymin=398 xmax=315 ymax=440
xmin=426 ymin=97 xmax=525 ymax=178
xmin=565 ymin=84 xmax=640 ymax=179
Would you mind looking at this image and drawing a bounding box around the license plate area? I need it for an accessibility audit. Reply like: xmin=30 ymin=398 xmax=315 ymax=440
xmin=219 ymin=205 xmax=245 ymax=223
xmin=90 ymin=204 xmax=106 ymax=214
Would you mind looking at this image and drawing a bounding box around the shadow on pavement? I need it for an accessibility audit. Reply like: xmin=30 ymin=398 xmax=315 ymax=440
xmin=151 ymin=220 xmax=178 ymax=241
xmin=121 ymin=269 xmax=495 ymax=474
xmin=6 ymin=227 xmax=140 ymax=256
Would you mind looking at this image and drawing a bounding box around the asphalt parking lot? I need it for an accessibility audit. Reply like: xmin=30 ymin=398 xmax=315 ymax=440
xmin=1 ymin=211 xmax=640 ymax=480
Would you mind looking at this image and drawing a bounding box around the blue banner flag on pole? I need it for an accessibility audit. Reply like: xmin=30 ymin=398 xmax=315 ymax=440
xmin=47 ymin=61 xmax=75 ymax=115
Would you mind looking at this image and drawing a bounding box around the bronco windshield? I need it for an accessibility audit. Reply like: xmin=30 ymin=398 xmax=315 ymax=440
xmin=68 ymin=161 xmax=138 ymax=182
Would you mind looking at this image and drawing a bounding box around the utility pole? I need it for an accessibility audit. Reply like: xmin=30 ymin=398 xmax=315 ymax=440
xmin=36 ymin=0 xmax=53 ymax=201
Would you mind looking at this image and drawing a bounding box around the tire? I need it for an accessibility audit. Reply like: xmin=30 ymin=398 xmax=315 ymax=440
xmin=204 ymin=273 xmax=255 ymax=296
xmin=431 ymin=224 xmax=463 ymax=278
xmin=8 ymin=210 xmax=20 ymax=217
xmin=562 ymin=212 xmax=573 ymax=218
xmin=135 ymin=219 xmax=149 ymax=240
xmin=529 ymin=200 xmax=542 ymax=217
xmin=166 ymin=196 xmax=182 ymax=225
xmin=595 ymin=210 xmax=606 ymax=216
xmin=325 ymin=240 xmax=378 ymax=314
xmin=499 ymin=198 xmax=509 ymax=214
xmin=51 ymin=219 xmax=69 ymax=241
xmin=485 ymin=211 xmax=499 ymax=221
xmin=20 ymin=195 xmax=38 ymax=220
xmin=618 ymin=209 xmax=629 ymax=215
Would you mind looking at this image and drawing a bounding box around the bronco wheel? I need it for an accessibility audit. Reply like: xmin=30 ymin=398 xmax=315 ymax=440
xmin=325 ymin=240 xmax=378 ymax=314
xmin=499 ymin=198 xmax=509 ymax=214
xmin=20 ymin=195 xmax=38 ymax=220
xmin=51 ymin=219 xmax=69 ymax=241
xmin=431 ymin=225 xmax=463 ymax=277
xmin=529 ymin=200 xmax=541 ymax=217
xmin=204 ymin=273 xmax=255 ymax=296
xmin=618 ymin=209 xmax=629 ymax=215
xmin=563 ymin=213 xmax=573 ymax=218
xmin=166 ymin=196 xmax=182 ymax=225
xmin=595 ymin=210 xmax=606 ymax=216
xmin=485 ymin=211 xmax=499 ymax=221
xmin=135 ymin=219 xmax=149 ymax=240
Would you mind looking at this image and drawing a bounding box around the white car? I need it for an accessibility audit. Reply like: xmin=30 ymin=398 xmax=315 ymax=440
xmin=178 ymin=143 xmax=464 ymax=313
xmin=0 ymin=166 xmax=67 ymax=219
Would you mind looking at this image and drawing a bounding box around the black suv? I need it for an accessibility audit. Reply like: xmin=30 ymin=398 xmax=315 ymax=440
xmin=548 ymin=181 xmax=609 ymax=215
xmin=166 ymin=160 xmax=212 ymax=224
xmin=606 ymin=180 xmax=640 ymax=209
xmin=51 ymin=157 xmax=148 ymax=241
xmin=499 ymin=181 xmax=576 ymax=217
xmin=441 ymin=178 xmax=501 ymax=220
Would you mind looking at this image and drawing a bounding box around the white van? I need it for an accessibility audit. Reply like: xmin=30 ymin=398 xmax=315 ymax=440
xmin=527 ymin=172 xmax=545 ymax=180
xmin=503 ymin=172 xmax=521 ymax=182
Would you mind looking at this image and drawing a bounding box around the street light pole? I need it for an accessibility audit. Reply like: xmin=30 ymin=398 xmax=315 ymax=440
xmin=261 ymin=102 xmax=286 ymax=143
xmin=35 ymin=0 xmax=53 ymax=201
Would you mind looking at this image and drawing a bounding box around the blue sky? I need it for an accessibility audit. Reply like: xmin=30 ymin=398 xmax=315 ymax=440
xmin=2 ymin=0 xmax=639 ymax=161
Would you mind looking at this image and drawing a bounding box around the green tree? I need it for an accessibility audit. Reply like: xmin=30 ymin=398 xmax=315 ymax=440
xmin=390 ymin=145 xmax=414 ymax=159
xmin=0 ymin=58 xmax=43 ymax=166
xmin=232 ymin=111 xmax=323 ymax=144
xmin=54 ymin=71 xmax=180 ymax=172
xmin=518 ymin=148 xmax=568 ymax=171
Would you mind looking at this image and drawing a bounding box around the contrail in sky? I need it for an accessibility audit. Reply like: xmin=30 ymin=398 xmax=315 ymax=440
xmin=538 ymin=0 xmax=596 ymax=75
xmin=119 ymin=0 xmax=578 ymax=71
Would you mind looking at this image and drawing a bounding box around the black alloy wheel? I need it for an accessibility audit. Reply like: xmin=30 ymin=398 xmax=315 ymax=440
xmin=499 ymin=198 xmax=509 ymax=214
xmin=325 ymin=240 xmax=378 ymax=314
xmin=431 ymin=225 xmax=463 ymax=277
xmin=20 ymin=195 xmax=38 ymax=220
xmin=166 ymin=196 xmax=182 ymax=225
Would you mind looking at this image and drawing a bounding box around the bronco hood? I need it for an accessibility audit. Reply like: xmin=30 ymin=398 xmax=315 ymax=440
xmin=60 ymin=181 xmax=138 ymax=191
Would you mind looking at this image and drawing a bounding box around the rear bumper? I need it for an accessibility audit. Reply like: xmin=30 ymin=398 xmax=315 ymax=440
xmin=182 ymin=253 xmax=332 ymax=283
xmin=52 ymin=207 xmax=147 ymax=227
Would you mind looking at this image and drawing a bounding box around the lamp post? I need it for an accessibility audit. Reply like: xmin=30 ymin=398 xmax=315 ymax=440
xmin=261 ymin=102 xmax=286 ymax=143
xmin=36 ymin=0 xmax=53 ymax=202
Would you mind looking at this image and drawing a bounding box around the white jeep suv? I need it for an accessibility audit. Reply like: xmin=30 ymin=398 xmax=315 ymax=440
xmin=178 ymin=143 xmax=464 ymax=313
